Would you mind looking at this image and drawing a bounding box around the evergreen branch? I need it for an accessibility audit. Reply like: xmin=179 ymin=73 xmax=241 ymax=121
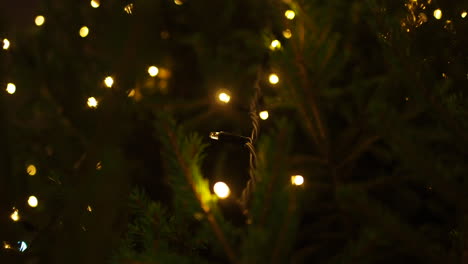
xmin=337 ymin=135 xmax=380 ymax=169
xmin=271 ymin=190 xmax=297 ymax=264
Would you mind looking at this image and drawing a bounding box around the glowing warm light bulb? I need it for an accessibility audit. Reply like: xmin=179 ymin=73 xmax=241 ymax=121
xmin=28 ymin=196 xmax=38 ymax=207
xmin=269 ymin=73 xmax=279 ymax=84
xmin=35 ymin=15 xmax=45 ymax=26
xmin=291 ymin=175 xmax=304 ymax=186
xmin=87 ymin=205 xmax=93 ymax=212
xmin=128 ymin=89 xmax=136 ymax=97
xmin=462 ymin=11 xmax=467 ymax=18
xmin=104 ymin=76 xmax=114 ymax=88
xmin=174 ymin=0 xmax=183 ymax=5
xmin=283 ymin=29 xmax=292 ymax=39
xmin=6 ymin=83 xmax=16 ymax=94
xmin=3 ymin=241 xmax=12 ymax=249
xmin=26 ymin=164 xmax=37 ymax=176
xmin=148 ymin=66 xmax=159 ymax=77
xmin=259 ymin=110 xmax=269 ymax=120
xmin=285 ymin=10 xmax=295 ymax=20
xmin=90 ymin=0 xmax=100 ymax=8
xmin=80 ymin=26 xmax=90 ymax=38
xmin=213 ymin=182 xmax=230 ymax=199
xmin=10 ymin=209 xmax=20 ymax=222
xmin=218 ymin=92 xmax=231 ymax=103
xmin=270 ymin=39 xmax=281 ymax=50
xmin=3 ymin=38 xmax=10 ymax=50
xmin=433 ymin=9 xmax=442 ymax=19
xmin=87 ymin=97 xmax=98 ymax=108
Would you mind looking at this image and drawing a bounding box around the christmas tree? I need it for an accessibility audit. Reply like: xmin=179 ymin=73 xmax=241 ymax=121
xmin=1 ymin=0 xmax=468 ymax=263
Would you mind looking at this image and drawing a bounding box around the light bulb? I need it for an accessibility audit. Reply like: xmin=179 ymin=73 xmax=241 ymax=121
xmin=174 ymin=0 xmax=183 ymax=5
xmin=6 ymin=83 xmax=16 ymax=94
xmin=213 ymin=182 xmax=230 ymax=199
xmin=462 ymin=11 xmax=467 ymax=18
xmin=90 ymin=0 xmax=100 ymax=8
xmin=26 ymin=164 xmax=37 ymax=176
xmin=259 ymin=110 xmax=269 ymax=120
xmin=433 ymin=9 xmax=442 ymax=20
xmin=291 ymin=175 xmax=304 ymax=186
xmin=104 ymin=76 xmax=114 ymax=88
xmin=35 ymin=16 xmax=45 ymax=26
xmin=270 ymin=39 xmax=281 ymax=50
xmin=10 ymin=209 xmax=20 ymax=222
xmin=3 ymin=38 xmax=10 ymax=50
xmin=217 ymin=91 xmax=231 ymax=103
xmin=285 ymin=10 xmax=295 ymax=20
xmin=87 ymin=97 xmax=98 ymax=108
xmin=148 ymin=66 xmax=159 ymax=77
xmin=269 ymin=73 xmax=279 ymax=84
xmin=18 ymin=241 xmax=27 ymax=252
xmin=80 ymin=26 xmax=89 ymax=38
xmin=283 ymin=29 xmax=292 ymax=39
xmin=28 ymin=196 xmax=38 ymax=207
xmin=87 ymin=205 xmax=93 ymax=212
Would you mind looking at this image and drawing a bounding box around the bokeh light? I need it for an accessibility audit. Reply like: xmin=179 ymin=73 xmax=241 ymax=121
xmin=270 ymin=39 xmax=281 ymax=50
xmin=80 ymin=26 xmax=89 ymax=38
xmin=10 ymin=208 xmax=20 ymax=222
xmin=433 ymin=9 xmax=442 ymax=20
xmin=3 ymin=38 xmax=10 ymax=50
xmin=213 ymin=182 xmax=230 ymax=199
xmin=104 ymin=76 xmax=114 ymax=88
xmin=269 ymin=73 xmax=279 ymax=84
xmin=6 ymin=83 xmax=16 ymax=94
xmin=26 ymin=164 xmax=37 ymax=176
xmin=291 ymin=175 xmax=304 ymax=186
xmin=148 ymin=66 xmax=159 ymax=77
xmin=28 ymin=196 xmax=38 ymax=208
xmin=90 ymin=0 xmax=100 ymax=8
xmin=35 ymin=16 xmax=45 ymax=26
xmin=87 ymin=97 xmax=98 ymax=108
xmin=259 ymin=110 xmax=269 ymax=120
xmin=283 ymin=29 xmax=292 ymax=39
xmin=217 ymin=91 xmax=231 ymax=103
xmin=285 ymin=10 xmax=295 ymax=20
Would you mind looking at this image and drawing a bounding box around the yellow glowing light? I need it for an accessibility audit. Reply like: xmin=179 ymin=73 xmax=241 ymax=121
xmin=213 ymin=182 xmax=230 ymax=199
xmin=462 ymin=11 xmax=467 ymax=18
xmin=96 ymin=161 xmax=102 ymax=170
xmin=148 ymin=66 xmax=159 ymax=77
xmin=26 ymin=164 xmax=37 ymax=176
xmin=285 ymin=10 xmax=295 ymax=20
xmin=28 ymin=196 xmax=38 ymax=208
xmin=124 ymin=3 xmax=134 ymax=14
xmin=283 ymin=29 xmax=292 ymax=39
xmin=35 ymin=15 xmax=45 ymax=26
xmin=3 ymin=241 xmax=12 ymax=249
xmin=6 ymin=83 xmax=16 ymax=94
xmin=218 ymin=92 xmax=231 ymax=103
xmin=270 ymin=39 xmax=281 ymax=50
xmin=10 ymin=209 xmax=20 ymax=222
xmin=79 ymin=26 xmax=89 ymax=38
xmin=259 ymin=110 xmax=269 ymax=120
xmin=128 ymin=89 xmax=136 ymax=97
xmin=433 ymin=9 xmax=442 ymax=19
xmin=174 ymin=0 xmax=183 ymax=5
xmin=90 ymin=0 xmax=100 ymax=8
xmin=269 ymin=73 xmax=279 ymax=84
xmin=87 ymin=97 xmax=98 ymax=108
xmin=291 ymin=175 xmax=304 ymax=186
xmin=3 ymin=38 xmax=10 ymax=50
xmin=104 ymin=76 xmax=114 ymax=88
xmin=87 ymin=205 xmax=93 ymax=212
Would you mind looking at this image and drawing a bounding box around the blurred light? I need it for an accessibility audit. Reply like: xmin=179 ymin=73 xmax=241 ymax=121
xmin=80 ymin=26 xmax=89 ymax=38
xmin=18 ymin=241 xmax=27 ymax=252
xmin=269 ymin=73 xmax=279 ymax=84
xmin=90 ymin=0 xmax=100 ymax=8
xmin=128 ymin=89 xmax=136 ymax=97
xmin=259 ymin=110 xmax=269 ymax=120
xmin=87 ymin=97 xmax=98 ymax=108
xmin=282 ymin=29 xmax=292 ymax=39
xmin=462 ymin=11 xmax=467 ymax=18
xmin=285 ymin=10 xmax=295 ymax=20
xmin=28 ymin=196 xmax=38 ymax=208
xmin=104 ymin=76 xmax=114 ymax=88
xmin=10 ymin=209 xmax=20 ymax=222
xmin=87 ymin=205 xmax=92 ymax=212
xmin=124 ymin=3 xmax=134 ymax=14
xmin=148 ymin=66 xmax=159 ymax=77
xmin=218 ymin=92 xmax=231 ymax=103
xmin=3 ymin=241 xmax=12 ymax=249
xmin=158 ymin=68 xmax=171 ymax=79
xmin=269 ymin=39 xmax=281 ymax=50
xmin=96 ymin=161 xmax=102 ymax=170
xmin=6 ymin=83 xmax=16 ymax=94
xmin=174 ymin=0 xmax=183 ymax=5
xmin=291 ymin=175 xmax=304 ymax=186
xmin=3 ymin=38 xmax=10 ymax=50
xmin=433 ymin=9 xmax=442 ymax=19
xmin=213 ymin=182 xmax=230 ymax=199
xmin=35 ymin=16 xmax=45 ymax=26
xmin=26 ymin=164 xmax=37 ymax=176
xmin=209 ymin=132 xmax=220 ymax=140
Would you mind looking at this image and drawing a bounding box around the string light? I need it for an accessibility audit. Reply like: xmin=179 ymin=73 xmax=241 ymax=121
xmin=3 ymin=241 xmax=12 ymax=249
xmin=285 ymin=10 xmax=295 ymax=20
xmin=128 ymin=89 xmax=136 ymax=97
xmin=90 ymin=0 xmax=100 ymax=8
xmin=18 ymin=241 xmax=27 ymax=252
xmin=282 ymin=29 xmax=292 ymax=39
xmin=148 ymin=66 xmax=159 ymax=77
xmin=6 ymin=83 xmax=16 ymax=94
xmin=104 ymin=76 xmax=114 ymax=88
xmin=269 ymin=39 xmax=281 ymax=50
xmin=269 ymin=73 xmax=279 ymax=84
xmin=291 ymin=175 xmax=304 ymax=186
xmin=87 ymin=205 xmax=93 ymax=212
xmin=96 ymin=161 xmax=102 ymax=170
xmin=217 ymin=91 xmax=231 ymax=103
xmin=259 ymin=110 xmax=269 ymax=120
xmin=26 ymin=164 xmax=37 ymax=176
xmin=174 ymin=0 xmax=183 ymax=5
xmin=35 ymin=15 xmax=45 ymax=26
xmin=10 ymin=208 xmax=20 ymax=222
xmin=213 ymin=182 xmax=230 ymax=199
xmin=433 ymin=9 xmax=442 ymax=19
xmin=79 ymin=26 xmax=90 ymax=38
xmin=462 ymin=11 xmax=467 ymax=18
xmin=124 ymin=3 xmax=134 ymax=14
xmin=3 ymin=38 xmax=10 ymax=50
xmin=27 ymin=196 xmax=38 ymax=208
xmin=87 ymin=97 xmax=98 ymax=108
